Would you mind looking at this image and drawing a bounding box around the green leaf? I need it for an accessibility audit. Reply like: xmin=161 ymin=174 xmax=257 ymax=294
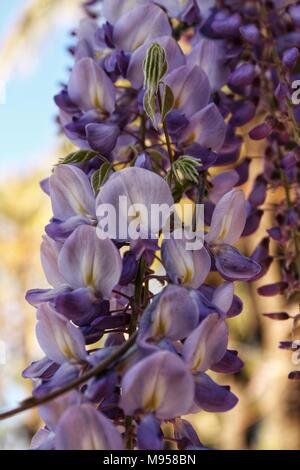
xmin=91 ymin=162 xmax=112 ymax=194
xmin=161 ymin=84 xmax=174 ymax=121
xmin=59 ymin=150 xmax=99 ymax=165
xmin=143 ymin=91 xmax=158 ymax=129
xmin=171 ymin=155 xmax=202 ymax=185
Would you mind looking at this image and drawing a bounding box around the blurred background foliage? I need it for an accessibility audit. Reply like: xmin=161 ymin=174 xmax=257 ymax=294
xmin=0 ymin=0 xmax=299 ymax=450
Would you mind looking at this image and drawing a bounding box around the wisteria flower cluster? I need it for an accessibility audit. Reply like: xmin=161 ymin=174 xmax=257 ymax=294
xmin=8 ymin=0 xmax=300 ymax=450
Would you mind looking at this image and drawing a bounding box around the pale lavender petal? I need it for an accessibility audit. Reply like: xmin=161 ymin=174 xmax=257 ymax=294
xmin=36 ymin=303 xmax=87 ymax=365
xmin=102 ymin=0 xmax=143 ymax=23
xmin=206 ymin=189 xmax=246 ymax=245
xmin=96 ymin=167 xmax=173 ymax=239
xmin=49 ymin=164 xmax=95 ymax=221
xmin=139 ymin=285 xmax=199 ymax=341
xmin=209 ymin=170 xmax=240 ymax=204
xmin=26 ymin=286 xmax=69 ymax=307
xmin=113 ymin=3 xmax=171 ymax=52
xmin=165 ymin=64 xmax=210 ymax=117
xmin=30 ymin=429 xmax=55 ymax=450
xmin=58 ymin=225 xmax=122 ymax=298
xmin=40 ymin=236 xmax=64 ymax=287
xmin=55 ymin=404 xmax=123 ymax=450
xmin=212 ymin=282 xmax=234 ymax=314
xmin=182 ymin=313 xmax=228 ymax=372
xmin=188 ymin=38 xmax=229 ymax=91
xmin=180 ymin=103 xmax=226 ymax=151
xmin=120 ymin=350 xmax=195 ymax=419
xmin=68 ymin=57 xmax=115 ymax=113
xmin=39 ymin=391 xmax=81 ymax=431
xmin=161 ymin=236 xmax=211 ymax=288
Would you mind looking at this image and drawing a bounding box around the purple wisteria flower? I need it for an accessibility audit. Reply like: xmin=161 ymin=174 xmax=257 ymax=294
xmin=12 ymin=0 xmax=300 ymax=452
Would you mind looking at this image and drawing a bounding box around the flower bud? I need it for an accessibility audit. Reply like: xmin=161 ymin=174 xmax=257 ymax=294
xmin=143 ymin=43 xmax=167 ymax=95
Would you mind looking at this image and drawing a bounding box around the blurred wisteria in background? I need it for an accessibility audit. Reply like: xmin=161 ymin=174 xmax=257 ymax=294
xmin=0 ymin=0 xmax=299 ymax=450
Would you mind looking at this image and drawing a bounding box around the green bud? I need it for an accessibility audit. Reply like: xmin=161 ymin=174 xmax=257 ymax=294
xmin=143 ymin=43 xmax=168 ymax=95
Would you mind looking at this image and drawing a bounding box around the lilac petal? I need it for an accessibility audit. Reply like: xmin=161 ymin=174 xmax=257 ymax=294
xmin=86 ymin=371 xmax=118 ymax=402
xmin=139 ymin=285 xmax=199 ymax=341
xmin=113 ymin=3 xmax=171 ymax=52
xmin=161 ymin=236 xmax=211 ymax=289
xmin=86 ymin=123 xmax=119 ymax=155
xmin=165 ymin=64 xmax=210 ymax=118
xmin=40 ymin=236 xmax=64 ymax=287
xmin=194 ymin=372 xmax=238 ymax=412
xmin=181 ymin=103 xmax=226 ymax=152
xmin=213 ymin=244 xmax=261 ymax=281
xmin=174 ymin=419 xmax=204 ymax=450
xmin=182 ymin=313 xmax=228 ymax=373
xmin=127 ymin=36 xmax=185 ymax=89
xmin=212 ymin=282 xmax=234 ymax=314
xmin=36 ymin=303 xmax=87 ymax=365
xmin=120 ymin=350 xmax=195 ymax=419
xmin=55 ymin=404 xmax=123 ymax=450
xmin=39 ymin=391 xmax=81 ymax=432
xmin=58 ymin=225 xmax=122 ymax=298
xmin=211 ymin=349 xmax=244 ymax=374
xmin=49 ymin=164 xmax=95 ymax=221
xmin=22 ymin=357 xmax=57 ymax=379
xmin=45 ymin=215 xmax=93 ymax=242
xmin=40 ymin=177 xmax=50 ymax=195
xmin=188 ymin=38 xmax=229 ymax=91
xmin=30 ymin=429 xmax=55 ymax=450
xmin=25 ymin=286 xmax=69 ymax=307
xmin=209 ymin=170 xmax=239 ymax=204
xmin=206 ymin=189 xmax=246 ymax=245
xmin=137 ymin=414 xmax=163 ymax=450
xmin=54 ymin=287 xmax=107 ymax=326
xmin=34 ymin=363 xmax=81 ymax=398
xmin=227 ymin=294 xmax=243 ymax=318
xmin=96 ymin=167 xmax=173 ymax=239
xmin=102 ymin=0 xmax=142 ymax=23
xmin=68 ymin=58 xmax=115 ymax=113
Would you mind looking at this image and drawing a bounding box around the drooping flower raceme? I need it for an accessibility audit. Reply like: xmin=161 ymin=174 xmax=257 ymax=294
xmin=17 ymin=0 xmax=300 ymax=451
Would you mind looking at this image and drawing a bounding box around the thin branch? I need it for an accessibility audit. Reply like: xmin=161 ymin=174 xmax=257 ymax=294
xmin=0 ymin=331 xmax=138 ymax=421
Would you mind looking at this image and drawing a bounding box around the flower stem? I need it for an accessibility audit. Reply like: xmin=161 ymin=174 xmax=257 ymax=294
xmin=0 ymin=331 xmax=138 ymax=421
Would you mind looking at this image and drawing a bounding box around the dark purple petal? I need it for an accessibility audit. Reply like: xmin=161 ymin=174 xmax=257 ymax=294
xmin=239 ymin=24 xmax=260 ymax=44
xmin=194 ymin=372 xmax=238 ymax=412
xmin=228 ymin=63 xmax=255 ymax=87
xmin=248 ymin=175 xmax=268 ymax=207
xmin=249 ymin=122 xmax=273 ymax=140
xmin=211 ymin=350 xmax=244 ymax=374
xmin=282 ymin=47 xmax=299 ymax=68
xmin=257 ymin=282 xmax=288 ymax=296
xmin=137 ymin=414 xmax=163 ymax=451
